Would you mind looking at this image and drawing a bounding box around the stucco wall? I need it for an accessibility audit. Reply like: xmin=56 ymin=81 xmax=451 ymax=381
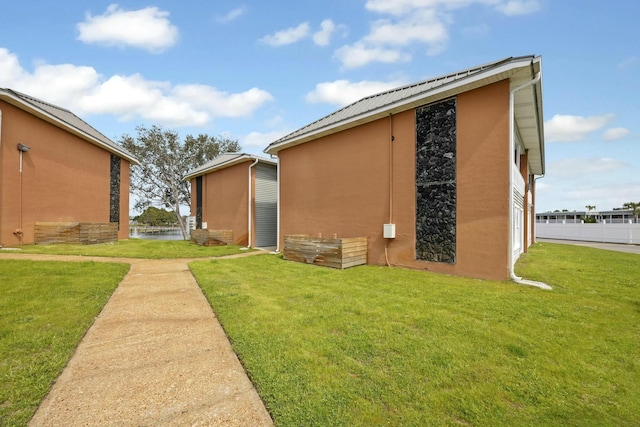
xmin=0 ymin=101 xmax=131 ymax=246
xmin=278 ymin=80 xmax=512 ymax=280
xmin=194 ymin=161 xmax=250 ymax=246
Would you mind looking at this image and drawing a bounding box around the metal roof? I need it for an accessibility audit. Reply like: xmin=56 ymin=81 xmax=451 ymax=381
xmin=184 ymin=152 xmax=277 ymax=181
xmin=264 ymin=55 xmax=544 ymax=175
xmin=0 ymin=88 xmax=139 ymax=164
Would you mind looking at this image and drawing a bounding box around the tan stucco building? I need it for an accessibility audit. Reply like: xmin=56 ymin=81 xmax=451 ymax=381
xmin=0 ymin=88 xmax=138 ymax=247
xmin=186 ymin=153 xmax=278 ymax=248
xmin=265 ymin=56 xmax=545 ymax=281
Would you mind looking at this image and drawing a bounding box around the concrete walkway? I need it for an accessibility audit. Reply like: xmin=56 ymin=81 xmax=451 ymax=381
xmin=0 ymin=252 xmax=273 ymax=426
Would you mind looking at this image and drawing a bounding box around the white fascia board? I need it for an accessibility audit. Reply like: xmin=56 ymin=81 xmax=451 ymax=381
xmin=183 ymin=154 xmax=277 ymax=181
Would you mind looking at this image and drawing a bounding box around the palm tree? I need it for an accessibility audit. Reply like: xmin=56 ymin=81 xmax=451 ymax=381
xmin=584 ymin=205 xmax=597 ymax=223
xmin=622 ymin=201 xmax=640 ymax=223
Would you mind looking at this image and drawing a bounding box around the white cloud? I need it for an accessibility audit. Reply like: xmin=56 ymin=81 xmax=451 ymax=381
xmin=306 ymin=79 xmax=406 ymax=107
xmin=536 ymin=177 xmax=640 ymax=213
xmin=495 ymin=0 xmax=540 ymax=15
xmin=562 ymin=182 xmax=640 ymax=211
xmin=544 ymin=113 xmax=615 ymax=142
xmin=334 ymin=9 xmax=447 ymax=68
xmin=461 ymin=24 xmax=490 ymax=37
xmin=78 ymin=74 xmax=212 ymax=127
xmin=364 ymin=10 xmax=449 ymax=54
xmin=3 ymin=61 xmax=101 ymax=107
xmin=547 ymin=157 xmax=630 ymax=179
xmin=260 ymin=22 xmax=310 ymax=46
xmin=217 ymin=7 xmax=246 ymax=23
xmin=0 ymin=47 xmax=273 ymax=127
xmin=77 ymin=4 xmax=178 ymax=53
xmin=313 ymin=19 xmax=337 ymax=46
xmin=265 ymin=114 xmax=285 ymax=127
xmin=603 ymin=127 xmax=630 ymax=141
xmin=338 ymin=0 xmax=539 ymax=68
xmin=242 ymin=130 xmax=292 ymax=149
xmin=0 ymin=55 xmax=104 ymax=109
xmin=365 ymin=0 xmax=466 ymax=16
xmin=618 ymin=56 xmax=639 ymax=70
xmin=365 ymin=0 xmax=540 ymax=15
xmin=0 ymin=49 xmax=23 ymax=82
xmin=173 ymin=85 xmax=274 ymax=118
xmin=534 ymin=181 xmax=551 ymax=192
xmin=334 ymin=43 xmax=411 ymax=69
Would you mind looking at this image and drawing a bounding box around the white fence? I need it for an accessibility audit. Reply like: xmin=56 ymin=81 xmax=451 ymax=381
xmin=536 ymin=221 xmax=640 ymax=245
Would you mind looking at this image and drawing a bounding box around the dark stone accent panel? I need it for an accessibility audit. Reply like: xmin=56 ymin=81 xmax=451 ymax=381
xmin=416 ymin=183 xmax=456 ymax=263
xmin=196 ymin=176 xmax=203 ymax=229
xmin=109 ymin=154 xmax=120 ymax=226
xmin=415 ymin=98 xmax=456 ymax=263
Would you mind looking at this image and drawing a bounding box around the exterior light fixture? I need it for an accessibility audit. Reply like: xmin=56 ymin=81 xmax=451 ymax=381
xmin=17 ymin=143 xmax=31 ymax=152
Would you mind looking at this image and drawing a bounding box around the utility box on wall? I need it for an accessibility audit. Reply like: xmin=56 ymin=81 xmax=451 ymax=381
xmin=383 ymin=223 xmax=396 ymax=239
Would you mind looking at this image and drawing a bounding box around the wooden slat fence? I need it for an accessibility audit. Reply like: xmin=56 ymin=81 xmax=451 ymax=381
xmin=283 ymin=235 xmax=367 ymax=269
xmin=35 ymin=222 xmax=118 ymax=245
xmin=190 ymin=229 xmax=233 ymax=246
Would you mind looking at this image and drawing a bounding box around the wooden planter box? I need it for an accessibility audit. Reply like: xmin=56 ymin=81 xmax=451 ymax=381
xmin=190 ymin=229 xmax=233 ymax=246
xmin=35 ymin=222 xmax=118 ymax=245
xmin=283 ymin=235 xmax=367 ymax=269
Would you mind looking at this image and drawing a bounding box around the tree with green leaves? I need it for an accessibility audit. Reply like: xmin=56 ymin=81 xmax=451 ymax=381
xmin=134 ymin=206 xmax=177 ymax=227
xmin=622 ymin=201 xmax=640 ymax=222
xmin=120 ymin=125 xmax=241 ymax=239
xmin=584 ymin=205 xmax=597 ymax=223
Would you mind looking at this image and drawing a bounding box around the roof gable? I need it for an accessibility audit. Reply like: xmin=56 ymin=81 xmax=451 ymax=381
xmin=0 ymin=88 xmax=139 ymax=164
xmin=184 ymin=152 xmax=277 ymax=181
xmin=264 ymin=55 xmax=544 ymax=174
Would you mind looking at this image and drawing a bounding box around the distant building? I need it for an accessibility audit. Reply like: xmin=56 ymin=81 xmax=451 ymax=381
xmin=0 ymin=88 xmax=138 ymax=246
xmin=185 ymin=153 xmax=277 ymax=248
xmin=536 ymin=210 xmax=636 ymax=224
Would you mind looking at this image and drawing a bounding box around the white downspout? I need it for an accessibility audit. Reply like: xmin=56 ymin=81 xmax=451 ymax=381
xmin=533 ymin=173 xmax=545 ymax=243
xmin=247 ymin=158 xmax=259 ymax=248
xmin=509 ymin=72 xmax=551 ymax=290
xmin=275 ymin=156 xmax=281 ymax=253
xmin=0 ymin=108 xmax=2 ymax=247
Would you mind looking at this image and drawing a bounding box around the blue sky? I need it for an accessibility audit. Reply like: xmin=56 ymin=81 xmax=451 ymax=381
xmin=1 ymin=0 xmax=638 ymax=213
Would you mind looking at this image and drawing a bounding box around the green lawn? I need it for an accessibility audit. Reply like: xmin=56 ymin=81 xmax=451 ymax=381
xmin=0 ymin=260 xmax=130 ymax=426
xmin=190 ymin=243 xmax=640 ymax=426
xmin=13 ymin=238 xmax=249 ymax=259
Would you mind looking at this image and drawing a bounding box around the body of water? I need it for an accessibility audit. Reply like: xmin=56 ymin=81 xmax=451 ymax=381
xmin=130 ymin=228 xmax=186 ymax=241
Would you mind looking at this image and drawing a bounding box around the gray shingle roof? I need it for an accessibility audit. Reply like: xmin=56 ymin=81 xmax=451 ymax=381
xmin=0 ymin=88 xmax=138 ymax=164
xmin=184 ymin=152 xmax=277 ymax=181
xmin=264 ymin=56 xmax=542 ymax=160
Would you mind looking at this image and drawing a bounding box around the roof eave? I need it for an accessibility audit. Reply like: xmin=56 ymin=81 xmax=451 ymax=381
xmin=265 ymin=56 xmax=540 ymax=155
xmin=0 ymin=90 xmax=140 ymax=165
xmin=183 ymin=154 xmax=277 ymax=181
xmin=513 ymin=57 xmax=545 ymax=175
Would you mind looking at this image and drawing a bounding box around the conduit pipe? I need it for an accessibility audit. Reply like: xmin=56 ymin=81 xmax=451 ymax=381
xmin=509 ymin=71 xmax=551 ymax=290
xmin=19 ymin=147 xmax=24 ymax=244
xmin=275 ymin=155 xmax=281 ymax=253
xmin=0 ymin=109 xmax=2 ymax=245
xmin=247 ymin=158 xmax=259 ymax=248
xmin=384 ymin=113 xmax=394 ymax=267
